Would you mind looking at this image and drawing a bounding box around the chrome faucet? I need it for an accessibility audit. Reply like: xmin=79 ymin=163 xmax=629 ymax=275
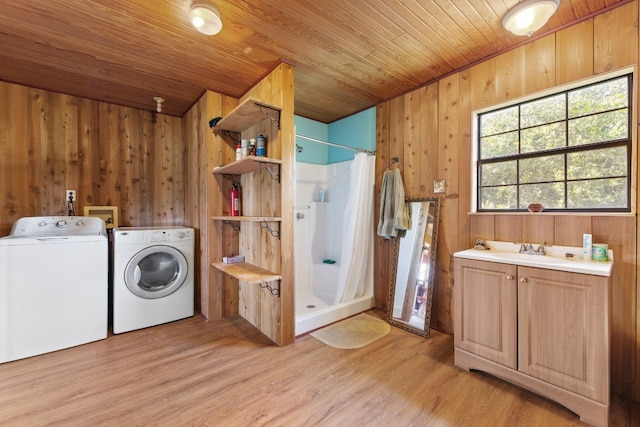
xmin=519 ymin=243 xmax=546 ymax=255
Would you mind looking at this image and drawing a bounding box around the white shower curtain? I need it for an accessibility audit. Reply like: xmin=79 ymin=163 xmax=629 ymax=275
xmin=334 ymin=152 xmax=376 ymax=304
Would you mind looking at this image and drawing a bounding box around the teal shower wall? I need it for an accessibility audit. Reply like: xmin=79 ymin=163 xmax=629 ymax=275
xmin=295 ymin=107 xmax=375 ymax=165
xmin=328 ymin=108 xmax=376 ymax=163
xmin=294 ymin=116 xmax=328 ymax=164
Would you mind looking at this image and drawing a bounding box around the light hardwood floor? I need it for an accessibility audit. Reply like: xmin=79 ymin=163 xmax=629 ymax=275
xmin=1 ymin=310 xmax=638 ymax=426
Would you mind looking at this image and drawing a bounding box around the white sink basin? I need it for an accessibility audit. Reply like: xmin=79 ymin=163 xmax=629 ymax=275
xmin=454 ymin=241 xmax=613 ymax=277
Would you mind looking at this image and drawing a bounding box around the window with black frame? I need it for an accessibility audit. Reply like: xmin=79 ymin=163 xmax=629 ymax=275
xmin=476 ymin=74 xmax=632 ymax=212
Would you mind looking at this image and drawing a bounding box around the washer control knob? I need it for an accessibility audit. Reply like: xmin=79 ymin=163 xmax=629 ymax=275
xmin=56 ymin=220 xmax=67 ymax=228
xmin=38 ymin=221 xmax=47 ymax=227
xmin=177 ymin=231 xmax=185 ymax=239
xmin=76 ymin=220 xmax=84 ymax=227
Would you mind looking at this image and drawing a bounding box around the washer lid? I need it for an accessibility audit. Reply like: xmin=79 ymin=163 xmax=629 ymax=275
xmin=9 ymin=216 xmax=106 ymax=237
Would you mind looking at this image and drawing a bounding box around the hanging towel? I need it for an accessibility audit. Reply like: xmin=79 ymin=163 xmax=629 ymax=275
xmin=377 ymin=168 xmax=411 ymax=239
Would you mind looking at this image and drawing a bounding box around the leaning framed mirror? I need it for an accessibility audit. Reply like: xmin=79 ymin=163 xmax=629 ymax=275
xmin=387 ymin=197 xmax=441 ymax=338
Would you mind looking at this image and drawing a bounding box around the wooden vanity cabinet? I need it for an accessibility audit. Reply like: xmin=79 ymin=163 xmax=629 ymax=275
xmin=454 ymin=259 xmax=517 ymax=369
xmin=454 ymin=258 xmax=610 ymax=427
xmin=518 ymin=266 xmax=609 ymax=403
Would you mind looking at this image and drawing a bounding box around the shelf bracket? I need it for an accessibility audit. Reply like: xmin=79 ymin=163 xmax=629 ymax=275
xmin=260 ymin=221 xmax=280 ymax=239
xmin=257 ymin=104 xmax=280 ymax=130
xmin=222 ymin=220 xmax=241 ymax=232
xmin=260 ymin=163 xmax=280 ymax=182
xmin=259 ymin=280 xmax=280 ymax=297
xmin=222 ymin=130 xmax=240 ymax=142
xmin=222 ymin=174 xmax=240 ymax=186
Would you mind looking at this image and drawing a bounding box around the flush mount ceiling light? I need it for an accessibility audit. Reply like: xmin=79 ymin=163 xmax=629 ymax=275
xmin=502 ymin=0 xmax=559 ymax=37
xmin=153 ymin=96 xmax=165 ymax=113
xmin=189 ymin=2 xmax=222 ymax=35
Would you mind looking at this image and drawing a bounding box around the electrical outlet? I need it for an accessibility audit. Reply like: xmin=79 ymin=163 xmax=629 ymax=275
xmin=66 ymin=190 xmax=76 ymax=202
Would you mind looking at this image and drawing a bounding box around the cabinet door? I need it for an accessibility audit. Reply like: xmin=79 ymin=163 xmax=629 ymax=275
xmin=518 ymin=266 xmax=609 ymax=403
xmin=454 ymin=259 xmax=517 ymax=369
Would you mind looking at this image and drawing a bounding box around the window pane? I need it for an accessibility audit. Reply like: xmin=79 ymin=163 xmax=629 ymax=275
xmin=480 ymin=186 xmax=517 ymax=209
xmin=567 ymin=178 xmax=627 ymax=209
xmin=519 ymin=182 xmax=564 ymax=209
xmin=520 ymin=155 xmax=564 ymax=183
xmin=521 ymin=122 xmax=566 ymax=153
xmin=568 ymin=77 xmax=628 ymax=118
xmin=568 ymin=110 xmax=628 ymax=146
xmin=521 ymin=94 xmax=565 ymax=127
xmin=568 ymin=147 xmax=627 ymax=180
xmin=480 ymin=107 xmax=518 ymax=136
xmin=476 ymin=73 xmax=630 ymax=212
xmin=481 ymin=161 xmax=517 ymax=186
xmin=480 ymin=131 xmax=518 ymax=159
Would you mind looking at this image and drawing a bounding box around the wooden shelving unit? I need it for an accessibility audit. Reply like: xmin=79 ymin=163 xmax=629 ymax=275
xmin=211 ymin=98 xmax=283 ymax=293
xmin=204 ymin=63 xmax=294 ymax=346
xmin=214 ymin=97 xmax=281 ymax=132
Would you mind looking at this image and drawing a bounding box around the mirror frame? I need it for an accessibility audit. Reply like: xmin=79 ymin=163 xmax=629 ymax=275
xmin=386 ymin=197 xmax=441 ymax=338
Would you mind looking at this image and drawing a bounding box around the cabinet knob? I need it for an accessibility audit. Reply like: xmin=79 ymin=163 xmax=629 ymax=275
xmin=520 ymin=277 xmax=528 ymax=283
xmin=506 ymin=275 xmax=514 ymax=280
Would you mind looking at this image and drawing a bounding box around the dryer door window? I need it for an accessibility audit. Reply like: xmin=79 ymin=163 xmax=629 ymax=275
xmin=124 ymin=245 xmax=188 ymax=299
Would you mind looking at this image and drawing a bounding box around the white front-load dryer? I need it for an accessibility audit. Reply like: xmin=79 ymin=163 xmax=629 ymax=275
xmin=112 ymin=226 xmax=194 ymax=334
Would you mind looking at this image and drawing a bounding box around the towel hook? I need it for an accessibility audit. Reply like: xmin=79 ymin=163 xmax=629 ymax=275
xmin=388 ymin=157 xmax=400 ymax=169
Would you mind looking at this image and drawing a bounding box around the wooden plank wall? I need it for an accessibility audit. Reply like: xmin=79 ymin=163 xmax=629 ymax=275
xmin=375 ymin=1 xmax=639 ymax=399
xmin=183 ymin=90 xmax=242 ymax=321
xmin=0 ymin=81 xmax=185 ymax=234
xmin=182 ymin=92 xmax=219 ymax=317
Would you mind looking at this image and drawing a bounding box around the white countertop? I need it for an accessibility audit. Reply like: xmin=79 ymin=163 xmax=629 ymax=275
xmin=454 ymin=241 xmax=614 ymax=277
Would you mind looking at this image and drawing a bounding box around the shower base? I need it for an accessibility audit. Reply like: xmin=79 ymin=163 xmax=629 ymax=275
xmin=295 ymin=292 xmax=374 ymax=336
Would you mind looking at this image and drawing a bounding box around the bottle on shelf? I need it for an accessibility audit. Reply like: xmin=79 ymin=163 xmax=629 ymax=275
xmin=230 ymin=183 xmax=241 ymax=216
xmin=235 ymin=143 xmax=242 ymax=161
xmin=257 ymin=134 xmax=266 ymax=157
xmin=241 ymin=139 xmax=248 ymax=158
xmin=249 ymin=138 xmax=257 ymax=156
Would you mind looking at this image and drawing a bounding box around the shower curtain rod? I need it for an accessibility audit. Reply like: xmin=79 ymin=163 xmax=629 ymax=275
xmin=295 ymin=134 xmax=376 ymax=156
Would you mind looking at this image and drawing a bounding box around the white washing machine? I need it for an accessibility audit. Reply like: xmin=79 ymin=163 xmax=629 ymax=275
xmin=112 ymin=226 xmax=194 ymax=334
xmin=0 ymin=216 xmax=108 ymax=364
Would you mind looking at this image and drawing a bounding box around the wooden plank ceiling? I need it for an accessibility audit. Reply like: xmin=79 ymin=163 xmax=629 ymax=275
xmin=0 ymin=0 xmax=626 ymax=123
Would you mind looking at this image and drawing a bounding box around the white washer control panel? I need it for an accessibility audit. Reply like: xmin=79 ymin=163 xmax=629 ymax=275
xmin=146 ymin=230 xmax=171 ymax=243
xmin=10 ymin=216 xmax=105 ymax=237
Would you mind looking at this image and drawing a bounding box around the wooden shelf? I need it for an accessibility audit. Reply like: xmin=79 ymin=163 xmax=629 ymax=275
xmin=212 ymin=216 xmax=281 ymax=222
xmin=214 ymin=97 xmax=281 ymax=132
xmin=212 ymin=156 xmax=282 ymax=175
xmin=212 ymin=261 xmax=281 ymax=285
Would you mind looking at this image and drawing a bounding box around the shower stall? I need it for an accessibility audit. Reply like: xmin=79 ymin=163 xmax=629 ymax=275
xmin=294 ymin=137 xmax=375 ymax=336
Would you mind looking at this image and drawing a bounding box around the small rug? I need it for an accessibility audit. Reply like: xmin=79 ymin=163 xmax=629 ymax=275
xmin=310 ymin=313 xmax=391 ymax=349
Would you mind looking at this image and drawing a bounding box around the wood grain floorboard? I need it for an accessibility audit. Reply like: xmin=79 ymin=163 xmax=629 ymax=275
xmin=0 ymin=309 xmax=638 ymax=426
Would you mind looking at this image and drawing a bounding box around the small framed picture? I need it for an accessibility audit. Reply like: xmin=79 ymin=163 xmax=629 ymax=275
xmin=84 ymin=206 xmax=119 ymax=229
xmin=433 ymin=179 xmax=446 ymax=193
